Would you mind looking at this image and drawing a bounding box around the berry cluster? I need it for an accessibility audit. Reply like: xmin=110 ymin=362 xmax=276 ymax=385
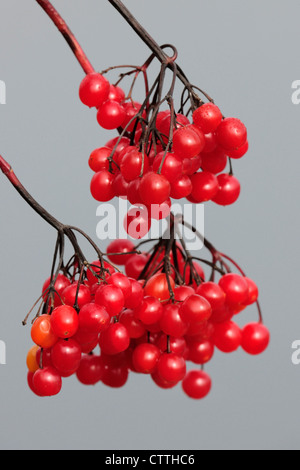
xmin=79 ymin=69 xmax=248 ymax=238
xmin=26 ymin=227 xmax=269 ymax=400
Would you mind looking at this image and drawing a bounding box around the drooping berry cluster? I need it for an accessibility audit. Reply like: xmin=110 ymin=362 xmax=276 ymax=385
xmin=26 ymin=223 xmax=269 ymax=400
xmin=79 ymin=67 xmax=248 ymax=238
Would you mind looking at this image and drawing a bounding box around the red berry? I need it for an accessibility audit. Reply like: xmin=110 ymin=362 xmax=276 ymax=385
xmin=212 ymin=320 xmax=242 ymax=353
xmin=201 ymin=148 xmax=228 ymax=174
xmin=241 ymin=323 xmax=270 ymax=355
xmin=107 ymin=239 xmax=135 ymax=266
xmin=124 ymin=278 xmax=144 ymax=309
xmin=173 ymin=126 xmax=205 ymax=159
xmin=159 ymin=304 xmax=189 ymax=337
xmin=99 ymin=322 xmax=130 ymax=355
xmin=219 ymin=273 xmax=249 ymax=306
xmin=90 ymin=170 xmax=115 ymax=202
xmin=179 ymin=294 xmax=212 ymax=324
xmin=144 ymin=273 xmax=175 ymax=303
xmin=190 ymin=171 xmax=219 ymax=202
xmin=182 ymin=370 xmax=212 ymax=400
xmin=78 ymin=303 xmax=110 ymax=334
xmin=79 ymin=73 xmax=110 ymax=108
xmin=196 ymin=282 xmax=226 ymax=311
xmin=124 ymin=206 xmax=151 ymax=240
xmin=216 ymin=117 xmax=247 ymax=151
xmin=152 ymin=152 xmax=183 ymax=183
xmin=88 ymin=147 xmax=112 ymax=172
xmin=170 ymin=175 xmax=192 ymax=199
xmin=187 ymin=339 xmax=214 ymax=364
xmin=51 ymin=338 xmax=82 ymax=374
xmin=212 ymin=173 xmax=241 ymax=206
xmin=94 ymin=284 xmax=125 ymax=317
xmin=132 ymin=343 xmax=161 ymax=373
xmin=193 ymin=103 xmax=223 ymax=134
xmin=134 ymin=296 xmax=163 ymax=326
xmin=120 ymin=149 xmax=149 ymax=182
xmin=139 ymin=172 xmax=171 ymax=206
xmin=156 ymin=352 xmax=186 ymax=384
xmin=50 ymin=305 xmax=79 ymax=339
xmin=42 ymin=274 xmax=71 ymax=308
xmin=76 ymin=354 xmax=103 ymax=385
xmin=119 ymin=309 xmax=146 ymax=339
xmin=62 ymin=283 xmax=91 ymax=309
xmin=97 ymin=100 xmax=126 ymax=129
xmin=32 ymin=367 xmax=62 ymax=397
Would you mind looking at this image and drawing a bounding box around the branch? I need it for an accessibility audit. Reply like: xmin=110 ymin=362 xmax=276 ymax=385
xmin=35 ymin=0 xmax=95 ymax=74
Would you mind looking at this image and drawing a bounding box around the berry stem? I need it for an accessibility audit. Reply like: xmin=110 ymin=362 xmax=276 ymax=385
xmin=35 ymin=0 xmax=95 ymax=74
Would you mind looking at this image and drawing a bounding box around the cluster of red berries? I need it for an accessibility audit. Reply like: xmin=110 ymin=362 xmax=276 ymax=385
xmin=26 ymin=238 xmax=270 ymax=400
xmin=79 ymin=72 xmax=248 ymax=238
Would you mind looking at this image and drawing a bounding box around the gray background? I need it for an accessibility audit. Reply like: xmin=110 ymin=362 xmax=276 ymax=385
xmin=0 ymin=0 xmax=299 ymax=450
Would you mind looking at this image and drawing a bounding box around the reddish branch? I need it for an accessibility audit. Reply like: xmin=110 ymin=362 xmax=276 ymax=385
xmin=35 ymin=0 xmax=95 ymax=74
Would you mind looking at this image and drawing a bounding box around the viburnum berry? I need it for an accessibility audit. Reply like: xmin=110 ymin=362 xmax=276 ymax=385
xmin=119 ymin=309 xmax=146 ymax=339
xmin=99 ymin=322 xmax=130 ymax=355
xmin=101 ymin=356 xmax=129 ymax=388
xmin=36 ymin=347 xmax=53 ymax=369
xmin=50 ymin=305 xmax=79 ymax=339
xmin=241 ymin=323 xmax=270 ymax=355
xmin=78 ymin=303 xmax=110 ymax=334
xmin=76 ymin=354 xmax=103 ymax=386
xmin=170 ymin=175 xmax=193 ymax=199
xmin=182 ymin=155 xmax=202 ymax=176
xmin=125 ymin=253 xmax=150 ymax=280
xmin=159 ymin=304 xmax=189 ymax=337
xmin=90 ymin=170 xmax=116 ymax=202
xmin=79 ymin=72 xmax=110 ymax=108
xmin=124 ymin=278 xmax=144 ymax=309
xmin=212 ymin=320 xmax=242 ymax=353
xmin=107 ymin=273 xmax=132 ymax=300
xmin=155 ymin=334 xmax=188 ymax=357
xmin=193 ymin=103 xmax=223 ymax=134
xmin=219 ymin=273 xmax=249 ymax=306
xmin=97 ymin=100 xmax=126 ymax=130
xmin=187 ymin=339 xmax=214 ymax=365
xmin=94 ymin=284 xmax=125 ymax=317
xmin=227 ymin=140 xmax=249 ymax=159
xmin=243 ymin=277 xmax=259 ymax=305
xmin=190 ymin=171 xmax=219 ymax=202
xmin=26 ymin=345 xmax=40 ymax=373
xmin=139 ymin=172 xmax=171 ymax=206
xmin=182 ymin=370 xmax=212 ymax=400
xmin=172 ymin=125 xmax=205 ymax=159
xmin=108 ymin=84 xmax=125 ymax=103
xmin=179 ymin=294 xmax=212 ymax=324
xmin=132 ymin=343 xmax=161 ymax=374
xmin=120 ymin=149 xmax=149 ymax=182
xmin=121 ymin=101 xmax=146 ymax=132
xmin=31 ymin=314 xmax=58 ymax=349
xmin=51 ymin=338 xmax=82 ymax=375
xmin=42 ymin=274 xmax=71 ymax=308
xmin=32 ymin=366 xmax=62 ymax=397
xmin=152 ymin=152 xmax=183 ymax=183
xmin=144 ymin=273 xmax=175 ymax=303
xmin=134 ymin=296 xmax=164 ymax=326
xmin=212 ymin=173 xmax=241 ymax=206
xmin=107 ymin=239 xmax=135 ymax=266
xmin=88 ymin=147 xmax=112 ymax=173
xmin=174 ymin=285 xmax=195 ymax=302
xmin=196 ymin=282 xmax=226 ymax=311
xmin=201 ymin=148 xmax=228 ymax=174
xmin=62 ymin=282 xmax=91 ymax=309
xmin=216 ymin=117 xmax=247 ymax=151
xmin=156 ymin=352 xmax=186 ymax=384
xmin=124 ymin=206 xmax=152 ymax=240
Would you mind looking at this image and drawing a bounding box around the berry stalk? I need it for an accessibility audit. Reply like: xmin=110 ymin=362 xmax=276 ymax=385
xmin=35 ymin=0 xmax=95 ymax=74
